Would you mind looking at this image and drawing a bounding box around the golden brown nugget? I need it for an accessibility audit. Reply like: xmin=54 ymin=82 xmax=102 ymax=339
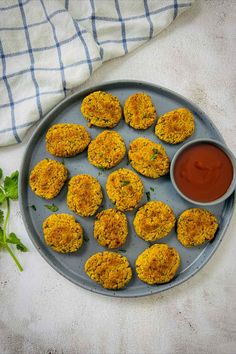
xmin=46 ymin=123 xmax=91 ymax=157
xmin=81 ymin=91 xmax=122 ymax=128
xmin=177 ymin=208 xmax=218 ymax=247
xmin=124 ymin=92 xmax=156 ymax=129
xmin=67 ymin=174 xmax=103 ymax=217
xmin=136 ymin=244 xmax=180 ymax=285
xmin=133 ymin=201 xmax=176 ymax=242
xmin=155 ymin=108 xmax=195 ymax=144
xmin=29 ymin=159 xmax=67 ymax=199
xmin=88 ymin=131 xmax=126 ymax=169
xmin=94 ymin=209 xmax=128 ymax=249
xmin=128 ymin=137 xmax=169 ymax=178
xmin=43 ymin=214 xmax=83 ymax=253
xmin=85 ymin=251 xmax=132 ymax=289
xmin=106 ymin=168 xmax=144 ymax=211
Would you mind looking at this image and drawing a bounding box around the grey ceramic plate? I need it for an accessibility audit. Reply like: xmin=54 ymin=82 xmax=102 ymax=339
xmin=19 ymin=80 xmax=235 ymax=297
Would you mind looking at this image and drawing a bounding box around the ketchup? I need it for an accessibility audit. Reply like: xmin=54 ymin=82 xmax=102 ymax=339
xmin=174 ymin=143 xmax=233 ymax=202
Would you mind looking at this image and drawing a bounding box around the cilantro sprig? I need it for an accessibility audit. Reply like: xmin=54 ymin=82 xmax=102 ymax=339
xmin=0 ymin=168 xmax=28 ymax=271
xmin=150 ymin=148 xmax=159 ymax=161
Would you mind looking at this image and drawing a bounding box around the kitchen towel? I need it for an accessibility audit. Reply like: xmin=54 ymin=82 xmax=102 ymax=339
xmin=0 ymin=0 xmax=193 ymax=146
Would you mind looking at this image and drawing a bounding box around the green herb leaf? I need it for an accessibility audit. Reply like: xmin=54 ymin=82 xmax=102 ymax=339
xmin=4 ymin=171 xmax=19 ymax=200
xmin=126 ymin=160 xmax=130 ymax=166
xmin=150 ymin=187 xmax=154 ymax=192
xmin=83 ymin=235 xmax=89 ymax=242
xmin=98 ymin=171 xmax=103 ymax=176
xmin=120 ymin=180 xmax=130 ymax=186
xmin=7 ymin=232 xmax=28 ymax=252
xmin=44 ymin=204 xmax=59 ymax=212
xmin=0 ymin=188 xmax=6 ymax=204
xmin=0 ymin=210 xmax=4 ymax=224
xmin=30 ymin=205 xmax=37 ymax=211
xmin=146 ymin=191 xmax=151 ymax=201
xmin=0 ymin=168 xmax=2 ymax=179
xmin=16 ymin=243 xmax=28 ymax=252
xmin=0 ymin=227 xmax=3 ymax=241
xmin=119 ymin=249 xmax=126 ymax=253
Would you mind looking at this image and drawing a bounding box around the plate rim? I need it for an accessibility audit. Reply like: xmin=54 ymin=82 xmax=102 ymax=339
xmin=19 ymin=79 xmax=236 ymax=298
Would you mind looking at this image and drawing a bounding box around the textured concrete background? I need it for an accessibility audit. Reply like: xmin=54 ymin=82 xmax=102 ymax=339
xmin=1 ymin=1 xmax=236 ymax=353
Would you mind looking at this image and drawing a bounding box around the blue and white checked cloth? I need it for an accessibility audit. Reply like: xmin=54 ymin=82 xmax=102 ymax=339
xmin=0 ymin=0 xmax=193 ymax=146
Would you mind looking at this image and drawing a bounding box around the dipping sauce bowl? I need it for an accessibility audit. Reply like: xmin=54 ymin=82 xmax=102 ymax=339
xmin=170 ymin=139 xmax=236 ymax=206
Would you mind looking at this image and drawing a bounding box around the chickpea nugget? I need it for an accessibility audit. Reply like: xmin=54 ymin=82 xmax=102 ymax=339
xmin=88 ymin=131 xmax=126 ymax=169
xmin=128 ymin=137 xmax=169 ymax=178
xmin=43 ymin=214 xmax=83 ymax=253
xmin=67 ymin=174 xmax=103 ymax=217
xmin=177 ymin=208 xmax=218 ymax=247
xmin=124 ymin=93 xmax=156 ymax=129
xmin=81 ymin=91 xmax=122 ymax=128
xmin=94 ymin=209 xmax=128 ymax=249
xmin=136 ymin=244 xmax=180 ymax=285
xmin=85 ymin=251 xmax=132 ymax=289
xmin=46 ymin=123 xmax=91 ymax=157
xmin=106 ymin=168 xmax=144 ymax=211
xmin=134 ymin=201 xmax=176 ymax=242
xmin=29 ymin=159 xmax=67 ymax=199
xmin=155 ymin=108 xmax=195 ymax=144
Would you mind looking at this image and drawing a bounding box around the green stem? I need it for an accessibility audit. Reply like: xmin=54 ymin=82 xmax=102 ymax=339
xmin=3 ymin=197 xmax=23 ymax=272
xmin=3 ymin=197 xmax=10 ymax=242
xmin=5 ymin=243 xmax=23 ymax=272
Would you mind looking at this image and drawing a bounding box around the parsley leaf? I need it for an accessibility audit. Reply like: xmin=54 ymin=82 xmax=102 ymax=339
xmin=0 ymin=168 xmax=27 ymax=271
xmin=119 ymin=249 xmax=126 ymax=253
xmin=146 ymin=191 xmax=151 ymax=201
xmin=0 ymin=188 xmax=6 ymax=204
xmin=7 ymin=232 xmax=28 ymax=252
xmin=4 ymin=171 xmax=19 ymax=200
xmin=150 ymin=187 xmax=154 ymax=192
xmin=120 ymin=180 xmax=130 ymax=186
xmin=0 ymin=227 xmax=3 ymax=242
xmin=150 ymin=148 xmax=159 ymax=161
xmin=44 ymin=203 xmax=59 ymax=212
xmin=30 ymin=205 xmax=37 ymax=211
xmin=0 ymin=210 xmax=4 ymax=224
xmin=83 ymin=235 xmax=89 ymax=242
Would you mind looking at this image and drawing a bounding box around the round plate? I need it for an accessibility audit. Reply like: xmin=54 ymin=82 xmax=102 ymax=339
xmin=19 ymin=80 xmax=235 ymax=297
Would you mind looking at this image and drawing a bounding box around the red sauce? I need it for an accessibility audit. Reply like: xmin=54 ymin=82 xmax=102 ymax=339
xmin=174 ymin=143 xmax=233 ymax=202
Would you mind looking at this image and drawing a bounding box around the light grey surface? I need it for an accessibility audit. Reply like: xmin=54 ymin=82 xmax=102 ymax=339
xmin=20 ymin=80 xmax=235 ymax=297
xmin=1 ymin=1 xmax=236 ymax=353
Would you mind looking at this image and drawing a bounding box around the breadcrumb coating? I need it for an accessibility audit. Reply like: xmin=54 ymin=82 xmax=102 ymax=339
xmin=46 ymin=123 xmax=91 ymax=157
xmin=43 ymin=213 xmax=83 ymax=253
xmin=81 ymin=91 xmax=122 ymax=128
xmin=128 ymin=137 xmax=169 ymax=178
xmin=136 ymin=244 xmax=180 ymax=284
xmin=177 ymin=208 xmax=218 ymax=247
xmin=155 ymin=108 xmax=195 ymax=144
xmin=67 ymin=174 xmax=103 ymax=217
xmin=88 ymin=131 xmax=126 ymax=169
xmin=85 ymin=251 xmax=132 ymax=289
xmin=106 ymin=168 xmax=144 ymax=211
xmin=124 ymin=93 xmax=156 ymax=129
xmin=134 ymin=201 xmax=176 ymax=241
xmin=29 ymin=159 xmax=67 ymax=199
xmin=94 ymin=209 xmax=128 ymax=248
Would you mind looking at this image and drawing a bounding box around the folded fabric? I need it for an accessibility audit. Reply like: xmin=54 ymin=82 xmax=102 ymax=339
xmin=0 ymin=0 xmax=193 ymax=146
